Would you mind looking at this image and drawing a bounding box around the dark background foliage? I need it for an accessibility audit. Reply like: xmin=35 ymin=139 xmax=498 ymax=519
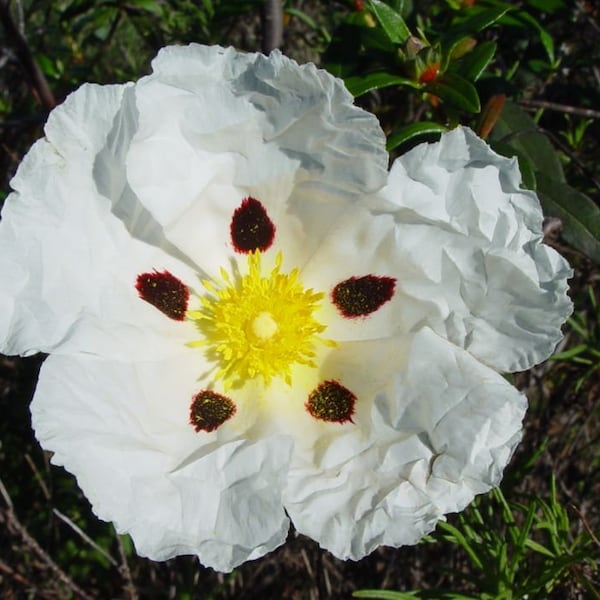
xmin=0 ymin=1 xmax=599 ymax=598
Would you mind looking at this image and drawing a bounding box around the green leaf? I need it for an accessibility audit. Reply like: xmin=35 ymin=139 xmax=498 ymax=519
xmin=490 ymin=141 xmax=537 ymax=190
xmin=345 ymin=72 xmax=418 ymax=97
xmin=524 ymin=538 xmax=557 ymax=558
xmin=36 ymin=54 xmax=62 ymax=79
xmin=455 ymin=5 xmax=512 ymax=34
xmin=362 ymin=26 xmax=399 ymax=53
xmin=515 ymin=10 xmax=555 ymax=63
xmin=437 ymin=521 xmax=484 ymax=570
xmin=129 ymin=0 xmax=164 ymax=15
xmin=527 ymin=0 xmax=565 ymax=12
xmin=536 ymin=174 xmax=600 ymax=265
xmin=440 ymin=5 xmax=510 ymax=66
xmin=387 ymin=122 xmax=448 ymax=152
xmin=368 ymin=0 xmax=411 ymax=44
xmin=426 ymin=73 xmax=481 ymax=113
xmin=285 ymin=8 xmax=318 ymax=29
xmin=491 ymin=100 xmax=565 ymax=183
xmin=551 ymin=344 xmax=590 ymax=360
xmin=454 ymin=40 xmax=497 ymax=81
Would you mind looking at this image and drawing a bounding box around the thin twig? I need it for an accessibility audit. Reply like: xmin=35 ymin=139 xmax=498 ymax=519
xmin=300 ymin=547 xmax=314 ymax=578
xmin=0 ymin=0 xmax=55 ymax=110
xmin=53 ymin=508 xmax=118 ymax=567
xmin=0 ymin=476 xmax=14 ymax=510
xmin=0 ymin=477 xmax=94 ymax=600
xmin=25 ymin=453 xmax=50 ymax=501
xmin=262 ymin=0 xmax=284 ymax=53
xmin=0 ymin=557 xmax=33 ymax=589
xmin=116 ymin=532 xmax=139 ymax=600
xmin=571 ymin=504 xmax=600 ymax=547
xmin=519 ymin=99 xmax=600 ymax=120
xmin=0 ymin=557 xmax=57 ymax=599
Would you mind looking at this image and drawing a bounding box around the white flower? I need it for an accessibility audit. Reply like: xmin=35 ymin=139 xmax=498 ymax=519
xmin=0 ymin=44 xmax=571 ymax=572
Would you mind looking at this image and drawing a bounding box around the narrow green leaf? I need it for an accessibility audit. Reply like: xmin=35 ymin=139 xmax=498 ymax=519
xmin=523 ymin=538 xmax=557 ymax=558
xmin=551 ymin=344 xmax=590 ymax=360
xmin=36 ymin=54 xmax=61 ymax=79
xmin=387 ymin=122 xmax=448 ymax=152
xmin=492 ymin=142 xmax=537 ymax=189
xmin=527 ymin=0 xmax=565 ymax=12
xmin=368 ymin=0 xmax=411 ymax=44
xmin=437 ymin=521 xmax=484 ymax=570
xmin=515 ymin=10 xmax=555 ymax=63
xmin=491 ymin=100 xmax=565 ymax=183
xmin=511 ymin=501 xmax=537 ymax=576
xmin=362 ymin=26 xmax=399 ymax=53
xmin=441 ymin=4 xmax=511 ymax=55
xmin=426 ymin=73 xmax=481 ymax=113
xmin=345 ymin=72 xmax=418 ymax=97
xmin=285 ymin=8 xmax=318 ymax=29
xmin=454 ymin=40 xmax=497 ymax=81
xmin=129 ymin=0 xmax=164 ymax=15
xmin=457 ymin=5 xmax=512 ymax=33
xmin=536 ymin=174 xmax=600 ymax=265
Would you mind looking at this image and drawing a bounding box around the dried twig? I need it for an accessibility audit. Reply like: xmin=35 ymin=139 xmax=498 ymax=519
xmin=116 ymin=532 xmax=139 ymax=600
xmin=519 ymin=99 xmax=600 ymax=120
xmin=571 ymin=504 xmax=600 ymax=547
xmin=0 ymin=476 xmax=13 ymax=510
xmin=0 ymin=556 xmax=33 ymax=589
xmin=0 ymin=557 xmax=56 ymax=599
xmin=53 ymin=508 xmax=118 ymax=567
xmin=0 ymin=477 xmax=94 ymax=600
xmin=24 ymin=453 xmax=50 ymax=501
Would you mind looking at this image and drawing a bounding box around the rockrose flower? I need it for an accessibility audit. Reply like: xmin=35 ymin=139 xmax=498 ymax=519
xmin=0 ymin=45 xmax=571 ymax=572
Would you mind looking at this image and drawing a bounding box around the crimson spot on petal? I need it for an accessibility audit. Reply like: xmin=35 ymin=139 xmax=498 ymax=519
xmin=190 ymin=390 xmax=236 ymax=433
xmin=305 ymin=380 xmax=356 ymax=424
xmin=135 ymin=270 xmax=189 ymax=321
xmin=230 ymin=197 xmax=275 ymax=253
xmin=332 ymin=275 xmax=396 ymax=318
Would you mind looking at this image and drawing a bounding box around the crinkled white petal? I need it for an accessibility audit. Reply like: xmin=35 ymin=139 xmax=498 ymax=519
xmin=0 ymin=83 xmax=200 ymax=359
xmin=126 ymin=44 xmax=388 ymax=276
xmin=0 ymin=42 xmax=573 ymax=573
xmin=284 ymin=327 xmax=526 ymax=560
xmin=31 ymin=353 xmax=293 ymax=571
xmin=373 ymin=127 xmax=572 ymax=371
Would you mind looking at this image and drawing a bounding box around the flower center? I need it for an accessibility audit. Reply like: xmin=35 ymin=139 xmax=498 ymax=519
xmin=249 ymin=311 xmax=279 ymax=341
xmin=188 ymin=251 xmax=333 ymax=388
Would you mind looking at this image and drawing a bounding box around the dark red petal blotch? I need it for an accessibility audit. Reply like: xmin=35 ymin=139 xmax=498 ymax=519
xmin=305 ymin=380 xmax=356 ymax=424
xmin=190 ymin=390 xmax=237 ymax=432
xmin=230 ymin=196 xmax=276 ymax=253
xmin=135 ymin=270 xmax=189 ymax=321
xmin=332 ymin=275 xmax=396 ymax=318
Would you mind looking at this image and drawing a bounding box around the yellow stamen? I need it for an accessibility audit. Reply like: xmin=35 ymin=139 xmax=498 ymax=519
xmin=188 ymin=251 xmax=333 ymax=388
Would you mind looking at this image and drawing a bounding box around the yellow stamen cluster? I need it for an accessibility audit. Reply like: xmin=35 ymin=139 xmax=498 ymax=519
xmin=188 ymin=251 xmax=333 ymax=388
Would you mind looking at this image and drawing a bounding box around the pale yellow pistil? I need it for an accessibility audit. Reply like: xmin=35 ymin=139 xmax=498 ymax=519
xmin=250 ymin=311 xmax=279 ymax=340
xmin=187 ymin=251 xmax=335 ymax=388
